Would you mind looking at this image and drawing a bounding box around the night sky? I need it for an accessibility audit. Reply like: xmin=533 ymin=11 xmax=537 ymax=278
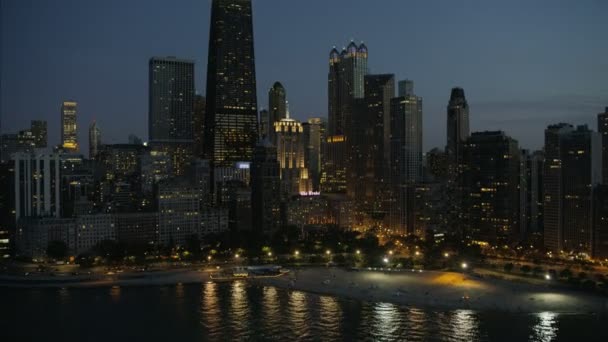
xmin=2 ymin=0 xmax=607 ymax=154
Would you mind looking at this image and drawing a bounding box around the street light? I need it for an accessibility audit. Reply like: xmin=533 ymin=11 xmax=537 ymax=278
xmin=268 ymin=252 xmax=272 ymax=257
xmin=545 ymin=274 xmax=551 ymax=280
xmin=235 ymin=254 xmax=240 ymax=259
xmin=444 ymin=252 xmax=450 ymax=258
xmin=326 ymin=250 xmax=331 ymax=255
xmin=461 ymin=262 xmax=468 ymax=269
xmin=415 ymin=251 xmax=420 ymax=256
xmin=383 ymin=257 xmax=389 ymax=264
xmin=207 ymin=256 xmax=212 ymax=261
xmin=389 ymin=250 xmax=394 ymax=255
xmin=294 ymin=250 xmax=300 ymax=256
xmin=356 ymin=250 xmax=361 ymax=255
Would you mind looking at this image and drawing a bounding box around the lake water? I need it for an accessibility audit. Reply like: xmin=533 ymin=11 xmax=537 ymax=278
xmin=1 ymin=281 xmax=607 ymax=341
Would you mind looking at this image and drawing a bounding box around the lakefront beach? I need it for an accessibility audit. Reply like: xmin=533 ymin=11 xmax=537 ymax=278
xmin=2 ymin=266 xmax=607 ymax=314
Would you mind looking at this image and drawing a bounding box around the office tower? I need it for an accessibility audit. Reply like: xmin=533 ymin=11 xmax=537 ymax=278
xmin=274 ymin=114 xmax=311 ymax=197
xmin=13 ymin=152 xmax=62 ymax=220
xmin=30 ymin=120 xmax=47 ymax=148
xmin=389 ymin=83 xmax=423 ymax=234
xmin=251 ymin=140 xmax=281 ymax=236
xmin=88 ymin=121 xmax=101 ymax=160
xmin=446 ymin=87 xmax=469 ymax=174
xmin=148 ymin=57 xmax=195 ymax=175
xmin=268 ymin=82 xmax=287 ymax=143
xmin=303 ymin=118 xmax=323 ymax=192
xmin=599 ymin=107 xmax=608 ymax=184
xmin=462 ymin=131 xmax=521 ymax=244
xmin=326 ymin=41 xmax=368 ymax=192
xmin=204 ymin=0 xmax=258 ymax=168
xmin=193 ymin=95 xmax=206 ymax=157
xmin=259 ymin=109 xmax=270 ymax=140
xmin=593 ymin=185 xmax=608 ymax=259
xmin=61 ymin=101 xmax=79 ymax=152
xmin=544 ymin=124 xmax=602 ymax=254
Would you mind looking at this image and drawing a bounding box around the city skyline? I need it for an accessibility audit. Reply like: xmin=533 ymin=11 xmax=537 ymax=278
xmin=2 ymin=0 xmax=607 ymax=155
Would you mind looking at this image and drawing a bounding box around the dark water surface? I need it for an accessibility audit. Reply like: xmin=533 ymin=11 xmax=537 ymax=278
xmin=1 ymin=281 xmax=607 ymax=341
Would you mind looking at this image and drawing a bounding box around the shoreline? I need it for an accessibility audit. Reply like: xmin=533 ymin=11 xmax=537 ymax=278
xmin=2 ymin=267 xmax=607 ymax=314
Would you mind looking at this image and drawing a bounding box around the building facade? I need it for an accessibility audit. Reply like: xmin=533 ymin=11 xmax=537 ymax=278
xmin=61 ymin=101 xmax=78 ymax=152
xmin=204 ymin=0 xmax=258 ymax=167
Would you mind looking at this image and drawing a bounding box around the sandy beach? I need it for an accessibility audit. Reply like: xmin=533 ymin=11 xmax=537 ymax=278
xmin=255 ymin=267 xmax=608 ymax=314
xmin=2 ymin=266 xmax=607 ymax=313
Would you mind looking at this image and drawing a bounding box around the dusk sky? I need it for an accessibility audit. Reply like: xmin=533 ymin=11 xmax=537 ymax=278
xmin=2 ymin=0 xmax=607 ymax=154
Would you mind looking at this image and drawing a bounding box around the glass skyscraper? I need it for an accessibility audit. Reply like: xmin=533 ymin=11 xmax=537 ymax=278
xmin=204 ymin=0 xmax=258 ymax=167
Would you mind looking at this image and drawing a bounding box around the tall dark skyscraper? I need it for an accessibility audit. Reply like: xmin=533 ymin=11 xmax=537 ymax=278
xmin=148 ymin=57 xmax=195 ymax=143
xmin=446 ymin=87 xmax=469 ymax=175
xmin=204 ymin=0 xmax=258 ymax=167
xmin=328 ymin=42 xmax=368 ymax=136
xmin=544 ymin=124 xmax=603 ymax=254
xmin=88 ymin=121 xmax=101 ymax=160
xmin=599 ymin=107 xmax=608 ymax=184
xmin=268 ymin=82 xmax=286 ymax=143
xmin=326 ymin=41 xmax=368 ymax=193
xmin=462 ymin=131 xmax=521 ymax=244
xmin=148 ymin=57 xmax=195 ymax=176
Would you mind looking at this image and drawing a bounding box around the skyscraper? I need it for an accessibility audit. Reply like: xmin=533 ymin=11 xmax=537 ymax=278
xmin=251 ymin=140 xmax=281 ymax=236
xmin=259 ymin=109 xmax=270 ymax=140
xmin=268 ymin=82 xmax=286 ymax=143
xmin=61 ymin=101 xmax=78 ymax=152
xmin=148 ymin=57 xmax=195 ymax=176
xmin=446 ymin=87 xmax=469 ymax=172
xmin=544 ymin=124 xmax=602 ymax=254
xmin=148 ymin=57 xmax=195 ymax=143
xmin=204 ymin=0 xmax=258 ymax=167
xmin=274 ymin=114 xmax=310 ymax=197
xmin=462 ymin=131 xmax=521 ymax=244
xmin=599 ymin=107 xmax=608 ymax=184
xmin=88 ymin=121 xmax=101 ymax=160
xmin=389 ymin=82 xmax=423 ymax=234
xmin=326 ymin=41 xmax=368 ymax=193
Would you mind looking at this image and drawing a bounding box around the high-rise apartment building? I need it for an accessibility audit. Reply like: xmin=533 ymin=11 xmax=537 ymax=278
xmin=544 ymin=124 xmax=602 ymax=254
xmin=274 ymin=115 xmax=310 ymax=197
xmin=30 ymin=120 xmax=47 ymax=148
xmin=61 ymin=101 xmax=78 ymax=152
xmin=446 ymin=88 xmax=469 ymax=174
xmin=204 ymin=0 xmax=258 ymax=167
xmin=193 ymin=95 xmax=206 ymax=158
xmin=13 ymin=152 xmax=62 ymax=221
xmin=302 ymin=118 xmax=323 ymax=192
xmin=462 ymin=131 xmax=520 ymax=244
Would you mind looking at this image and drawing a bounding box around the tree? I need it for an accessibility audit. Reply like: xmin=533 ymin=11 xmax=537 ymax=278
xmin=520 ymin=265 xmax=531 ymax=274
xmin=503 ymin=263 xmax=514 ymax=273
xmin=47 ymin=240 xmax=68 ymax=260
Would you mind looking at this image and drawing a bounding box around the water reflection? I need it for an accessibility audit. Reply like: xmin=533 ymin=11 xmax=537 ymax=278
xmin=288 ymin=290 xmax=310 ymax=337
xmin=371 ymin=302 xmax=400 ymax=339
xmin=318 ymin=295 xmax=341 ymax=340
xmin=200 ymin=281 xmax=221 ymax=334
xmin=229 ymin=281 xmax=250 ymax=336
xmin=531 ymin=312 xmax=558 ymax=342
xmin=450 ymin=309 xmax=479 ymax=341
xmin=110 ymin=286 xmax=121 ymax=302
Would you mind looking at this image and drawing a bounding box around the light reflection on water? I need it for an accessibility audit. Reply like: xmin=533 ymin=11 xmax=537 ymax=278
xmin=3 ymin=283 xmax=606 ymax=341
xmin=530 ymin=311 xmax=558 ymax=342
